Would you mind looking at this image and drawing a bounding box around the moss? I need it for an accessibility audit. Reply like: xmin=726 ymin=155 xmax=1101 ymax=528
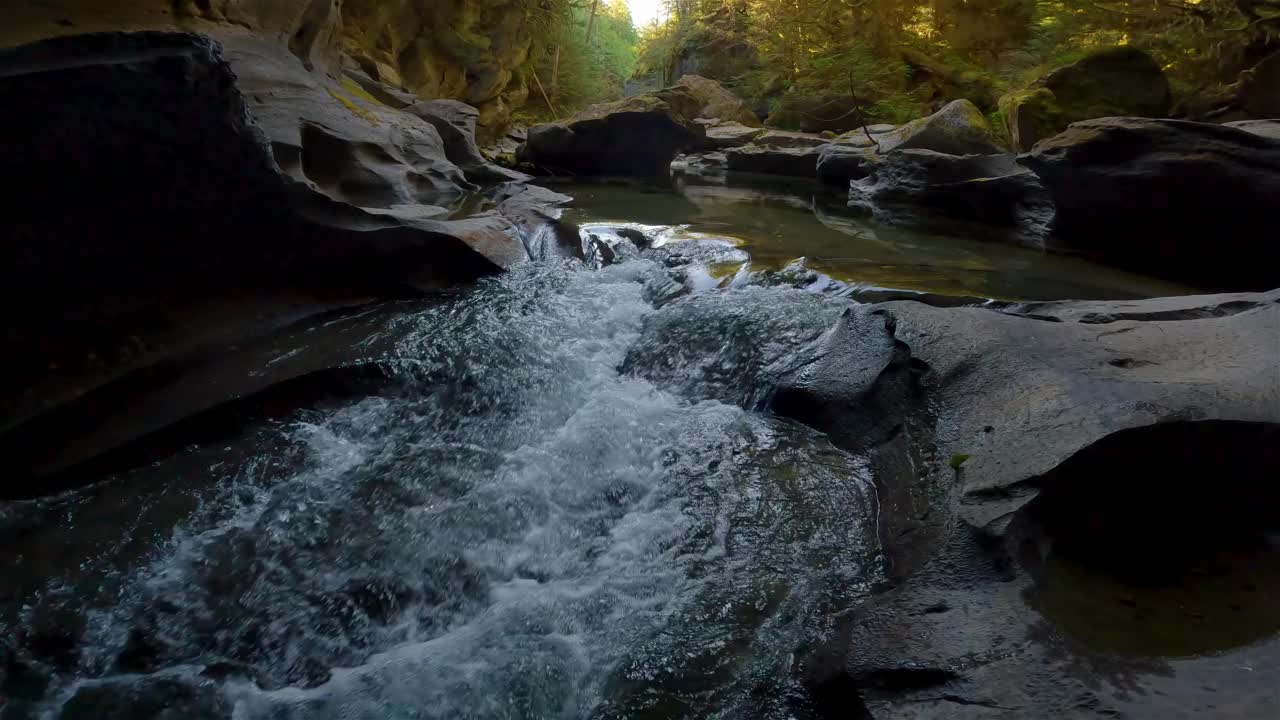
xmin=326 ymin=88 xmax=380 ymax=125
xmin=340 ymin=75 xmax=386 ymax=108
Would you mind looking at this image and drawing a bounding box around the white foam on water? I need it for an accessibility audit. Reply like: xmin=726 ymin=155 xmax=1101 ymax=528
xmin=15 ymin=256 xmax=882 ymax=720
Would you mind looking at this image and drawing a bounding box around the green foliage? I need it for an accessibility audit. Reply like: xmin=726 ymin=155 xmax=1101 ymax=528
xmin=525 ymin=0 xmax=640 ymax=120
xmin=949 ymin=453 xmax=972 ymax=470
xmin=631 ymin=0 xmax=1280 ymax=127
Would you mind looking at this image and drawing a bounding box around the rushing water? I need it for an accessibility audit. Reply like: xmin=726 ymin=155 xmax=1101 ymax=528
xmin=0 ymin=186 xmax=1191 ymax=719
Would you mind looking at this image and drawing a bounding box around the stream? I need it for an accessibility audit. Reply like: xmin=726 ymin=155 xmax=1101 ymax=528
xmin=0 ymin=182 xmax=1191 ymax=719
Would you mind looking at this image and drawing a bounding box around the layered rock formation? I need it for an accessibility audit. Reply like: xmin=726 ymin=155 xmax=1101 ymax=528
xmin=775 ymin=289 xmax=1280 ymax=717
xmin=0 ymin=0 xmax=539 ymax=137
xmin=0 ymin=31 xmax=574 ymax=496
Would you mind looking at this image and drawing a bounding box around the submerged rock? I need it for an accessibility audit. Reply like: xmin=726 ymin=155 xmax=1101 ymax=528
xmin=1021 ymin=117 xmax=1280 ymax=290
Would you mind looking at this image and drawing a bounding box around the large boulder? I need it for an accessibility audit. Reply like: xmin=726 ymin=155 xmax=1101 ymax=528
xmin=1237 ymin=50 xmax=1280 ymax=119
xmin=674 ymin=74 xmax=761 ymax=127
xmin=875 ymin=99 xmax=1005 ymax=156
xmin=775 ymin=291 xmax=1280 ymax=717
xmin=847 ymin=150 xmax=1052 ymax=247
xmin=518 ymin=87 xmax=710 ymax=175
xmin=725 ymin=143 xmax=823 ymax=177
xmin=816 ymin=144 xmax=878 ymax=183
xmin=1021 ymin=117 xmax=1280 ymax=291
xmin=1001 ymin=46 xmax=1172 ymax=151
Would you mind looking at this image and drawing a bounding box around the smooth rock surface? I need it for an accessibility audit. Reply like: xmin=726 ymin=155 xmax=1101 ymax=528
xmin=876 ymin=99 xmax=1005 ymax=156
xmin=1021 ymin=117 xmax=1280 ymax=291
xmin=407 ymin=99 xmax=530 ymax=183
xmin=674 ymin=74 xmax=761 ymax=127
xmin=704 ymin=121 xmax=767 ymax=148
xmin=1225 ymin=118 xmax=1280 ymax=140
xmin=0 ymin=32 xmax=571 ymax=496
xmin=725 ymin=143 xmax=823 ymax=177
xmin=754 ymin=129 xmax=832 ymax=149
xmin=776 ymin=290 xmax=1280 ymax=718
xmin=847 ymin=150 xmax=1053 ymax=247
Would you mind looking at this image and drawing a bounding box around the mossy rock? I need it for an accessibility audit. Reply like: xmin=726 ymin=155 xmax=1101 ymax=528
xmin=877 ymin=99 xmax=1005 ymax=156
xmin=1000 ymin=87 xmax=1059 ymax=153
xmin=1002 ymin=47 xmax=1171 ymax=151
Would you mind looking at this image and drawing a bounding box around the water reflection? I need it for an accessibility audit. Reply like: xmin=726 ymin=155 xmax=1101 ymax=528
xmin=552 ymin=177 xmax=1194 ymax=301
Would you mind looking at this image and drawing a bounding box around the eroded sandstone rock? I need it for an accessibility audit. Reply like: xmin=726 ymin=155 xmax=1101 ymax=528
xmin=776 ymin=290 xmax=1280 ymax=718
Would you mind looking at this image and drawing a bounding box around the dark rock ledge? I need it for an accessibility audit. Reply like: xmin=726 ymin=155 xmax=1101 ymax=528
xmin=771 ymin=289 xmax=1280 ymax=718
xmin=0 ymin=31 xmax=575 ymax=498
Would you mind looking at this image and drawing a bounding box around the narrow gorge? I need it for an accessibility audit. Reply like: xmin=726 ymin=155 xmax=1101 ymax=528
xmin=1 ymin=1 xmax=1278 ymax=718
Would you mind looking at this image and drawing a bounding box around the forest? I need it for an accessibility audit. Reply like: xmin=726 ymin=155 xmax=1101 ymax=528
xmin=522 ymin=0 xmax=1279 ymax=129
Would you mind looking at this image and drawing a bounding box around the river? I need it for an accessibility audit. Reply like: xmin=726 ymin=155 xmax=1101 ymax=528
xmin=0 ymin=180 xmax=1190 ymax=719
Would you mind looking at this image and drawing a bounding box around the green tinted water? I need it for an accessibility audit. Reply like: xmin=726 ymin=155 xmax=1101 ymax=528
xmin=553 ymin=178 xmax=1194 ymax=301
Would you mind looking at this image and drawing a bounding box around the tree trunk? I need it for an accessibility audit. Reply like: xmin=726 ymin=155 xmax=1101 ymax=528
xmin=550 ymin=44 xmax=561 ymax=99
xmin=585 ymin=0 xmax=600 ymax=44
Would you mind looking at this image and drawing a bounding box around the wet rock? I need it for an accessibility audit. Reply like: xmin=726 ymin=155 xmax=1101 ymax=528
xmin=641 ymin=240 xmax=750 ymax=270
xmin=725 ymin=144 xmax=823 ymax=177
xmin=779 ymin=290 xmax=1280 ymax=718
xmin=1021 ymin=117 xmax=1280 ymax=290
xmin=875 ymin=100 xmax=1005 ymax=156
xmin=407 ymin=99 xmax=530 ymax=183
xmin=673 ymin=74 xmax=761 ymax=127
xmin=60 ymin=676 xmax=231 ymax=719
xmin=518 ymin=87 xmax=710 ymax=175
xmin=816 ymin=144 xmax=879 ymax=183
xmin=848 ymin=150 xmax=1053 ymax=247
xmin=490 ymin=182 xmax=579 ymax=262
xmin=0 ymin=32 xmax=578 ymax=496
xmin=671 ymin=151 xmax=730 ymax=182
xmin=1000 ymin=47 xmax=1172 ymax=151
